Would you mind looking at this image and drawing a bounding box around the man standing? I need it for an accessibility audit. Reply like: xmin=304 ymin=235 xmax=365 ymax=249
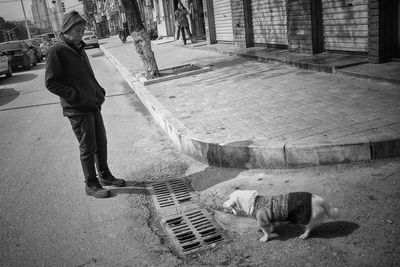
xmin=45 ymin=11 xmax=126 ymax=198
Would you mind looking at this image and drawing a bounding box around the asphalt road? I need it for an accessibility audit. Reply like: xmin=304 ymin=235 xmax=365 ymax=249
xmin=0 ymin=49 xmax=191 ymax=266
xmin=1 ymin=47 xmax=399 ymax=267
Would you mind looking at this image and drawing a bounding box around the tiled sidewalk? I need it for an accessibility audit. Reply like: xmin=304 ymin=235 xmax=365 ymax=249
xmin=100 ymin=36 xmax=400 ymax=168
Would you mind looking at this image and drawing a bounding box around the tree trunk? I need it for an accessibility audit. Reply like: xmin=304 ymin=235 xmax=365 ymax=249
xmin=120 ymin=0 xmax=159 ymax=79
xmin=132 ymin=29 xmax=159 ymax=79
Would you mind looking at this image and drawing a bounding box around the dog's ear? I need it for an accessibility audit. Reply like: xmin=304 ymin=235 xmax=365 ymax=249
xmin=223 ymin=204 xmax=238 ymax=215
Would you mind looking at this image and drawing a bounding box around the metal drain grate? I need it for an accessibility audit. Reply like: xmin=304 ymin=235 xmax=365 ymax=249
xmin=162 ymin=209 xmax=223 ymax=254
xmin=149 ymin=179 xmax=193 ymax=210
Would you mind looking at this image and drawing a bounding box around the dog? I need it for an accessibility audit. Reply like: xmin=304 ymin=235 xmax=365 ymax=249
xmin=223 ymin=190 xmax=339 ymax=242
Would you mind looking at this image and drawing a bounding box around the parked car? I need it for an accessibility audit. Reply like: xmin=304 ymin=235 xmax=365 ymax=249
xmin=0 ymin=51 xmax=12 ymax=77
xmin=0 ymin=41 xmax=37 ymax=70
xmin=25 ymin=39 xmax=44 ymax=63
xmin=34 ymin=33 xmax=57 ymax=56
xmin=82 ymin=31 xmax=99 ymax=48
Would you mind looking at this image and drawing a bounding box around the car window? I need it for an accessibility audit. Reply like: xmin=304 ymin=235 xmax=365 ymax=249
xmin=84 ymin=31 xmax=94 ymax=36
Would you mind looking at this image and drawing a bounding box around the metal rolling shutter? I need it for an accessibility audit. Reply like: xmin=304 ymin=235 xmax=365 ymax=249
xmin=213 ymin=0 xmax=234 ymax=42
xmin=322 ymin=0 xmax=368 ymax=52
xmin=251 ymin=0 xmax=288 ymax=46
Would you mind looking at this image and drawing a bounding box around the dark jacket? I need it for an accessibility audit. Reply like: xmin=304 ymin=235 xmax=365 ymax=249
xmin=175 ymin=8 xmax=189 ymax=27
xmin=45 ymin=35 xmax=105 ymax=116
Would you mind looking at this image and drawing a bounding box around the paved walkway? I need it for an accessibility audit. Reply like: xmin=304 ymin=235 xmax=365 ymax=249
xmin=100 ymin=36 xmax=400 ymax=168
xmin=184 ymin=40 xmax=400 ymax=84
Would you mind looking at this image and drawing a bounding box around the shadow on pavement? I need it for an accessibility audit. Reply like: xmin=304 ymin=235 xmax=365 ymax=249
xmin=311 ymin=221 xmax=360 ymax=239
xmin=187 ymin=166 xmax=244 ymax=191
xmin=108 ymin=180 xmax=148 ymax=196
xmin=108 ymin=165 xmax=244 ymax=196
xmin=0 ymin=88 xmax=19 ymax=106
xmin=175 ymin=56 xmax=296 ymax=87
xmin=0 ymin=73 xmax=37 ymax=85
xmin=272 ymin=220 xmax=360 ymax=241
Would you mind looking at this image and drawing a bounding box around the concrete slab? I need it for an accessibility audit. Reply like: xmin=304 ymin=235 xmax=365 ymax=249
xmin=337 ymin=62 xmax=400 ymax=84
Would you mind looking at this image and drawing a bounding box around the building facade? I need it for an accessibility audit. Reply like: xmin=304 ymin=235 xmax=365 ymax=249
xmin=31 ymin=0 xmax=52 ymax=31
xmin=201 ymin=0 xmax=400 ymax=63
xmin=47 ymin=0 xmax=64 ymax=32
xmin=141 ymin=0 xmax=206 ymax=39
xmin=87 ymin=0 xmax=206 ymax=40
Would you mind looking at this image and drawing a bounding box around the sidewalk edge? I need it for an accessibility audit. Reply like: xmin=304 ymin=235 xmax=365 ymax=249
xmin=101 ymin=45 xmax=400 ymax=168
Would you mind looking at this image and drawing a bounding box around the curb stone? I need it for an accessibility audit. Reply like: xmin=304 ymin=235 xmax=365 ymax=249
xmin=100 ymin=45 xmax=400 ymax=169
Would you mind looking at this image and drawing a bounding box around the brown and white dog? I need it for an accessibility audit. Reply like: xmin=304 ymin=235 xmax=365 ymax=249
xmin=223 ymin=190 xmax=339 ymax=242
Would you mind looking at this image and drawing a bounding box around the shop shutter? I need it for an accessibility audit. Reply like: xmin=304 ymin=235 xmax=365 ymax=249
xmin=213 ymin=0 xmax=234 ymax=42
xmin=322 ymin=0 xmax=368 ymax=52
xmin=251 ymin=0 xmax=288 ymax=46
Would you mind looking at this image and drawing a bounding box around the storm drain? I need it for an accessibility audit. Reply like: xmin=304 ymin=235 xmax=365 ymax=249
xmin=148 ymin=179 xmax=193 ymax=210
xmin=148 ymin=179 xmax=224 ymax=255
xmin=162 ymin=209 xmax=223 ymax=254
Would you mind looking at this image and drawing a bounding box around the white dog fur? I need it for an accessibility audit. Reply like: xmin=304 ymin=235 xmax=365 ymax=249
xmin=223 ymin=190 xmax=339 ymax=242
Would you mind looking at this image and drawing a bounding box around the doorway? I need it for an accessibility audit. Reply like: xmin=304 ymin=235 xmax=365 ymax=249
xmin=187 ymin=0 xmax=206 ymax=39
xmin=311 ymin=0 xmax=323 ymax=53
xmin=382 ymin=0 xmax=400 ymax=60
xmin=393 ymin=0 xmax=400 ymax=59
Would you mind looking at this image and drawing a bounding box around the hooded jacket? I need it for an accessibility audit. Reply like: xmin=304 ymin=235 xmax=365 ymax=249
xmin=45 ymin=35 xmax=105 ymax=116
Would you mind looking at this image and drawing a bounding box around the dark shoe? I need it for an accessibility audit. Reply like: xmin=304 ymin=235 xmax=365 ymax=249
xmin=98 ymin=173 xmax=126 ymax=187
xmin=85 ymin=183 xmax=111 ymax=198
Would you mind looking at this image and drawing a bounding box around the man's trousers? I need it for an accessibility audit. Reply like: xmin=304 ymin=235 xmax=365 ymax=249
xmin=67 ymin=111 xmax=109 ymax=183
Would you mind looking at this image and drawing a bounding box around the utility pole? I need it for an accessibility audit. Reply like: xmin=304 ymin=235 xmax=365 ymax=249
xmin=20 ymin=0 xmax=32 ymax=39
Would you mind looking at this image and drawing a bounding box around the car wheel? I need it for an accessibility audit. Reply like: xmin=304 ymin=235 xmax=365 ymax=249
xmin=25 ymin=61 xmax=31 ymax=70
xmin=5 ymin=64 xmax=12 ymax=77
xmin=95 ymin=44 xmax=100 ymax=48
xmin=24 ymin=56 xmax=31 ymax=70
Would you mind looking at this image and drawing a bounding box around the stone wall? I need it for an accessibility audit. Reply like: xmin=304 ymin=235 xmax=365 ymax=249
xmin=231 ymin=0 xmax=246 ymax=47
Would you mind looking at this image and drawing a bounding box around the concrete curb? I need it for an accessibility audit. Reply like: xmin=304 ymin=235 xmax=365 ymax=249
xmin=101 ymin=45 xmax=400 ymax=169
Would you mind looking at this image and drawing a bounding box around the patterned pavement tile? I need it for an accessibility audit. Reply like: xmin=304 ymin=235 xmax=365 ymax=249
xmin=102 ymin=37 xmax=400 ymax=156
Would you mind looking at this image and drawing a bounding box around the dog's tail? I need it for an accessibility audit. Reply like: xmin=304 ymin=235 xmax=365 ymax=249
xmin=322 ymin=200 xmax=340 ymax=219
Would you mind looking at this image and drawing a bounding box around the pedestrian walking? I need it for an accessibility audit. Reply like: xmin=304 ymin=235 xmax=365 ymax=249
xmin=45 ymin=11 xmax=126 ymax=198
xmin=175 ymin=3 xmax=192 ymax=45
